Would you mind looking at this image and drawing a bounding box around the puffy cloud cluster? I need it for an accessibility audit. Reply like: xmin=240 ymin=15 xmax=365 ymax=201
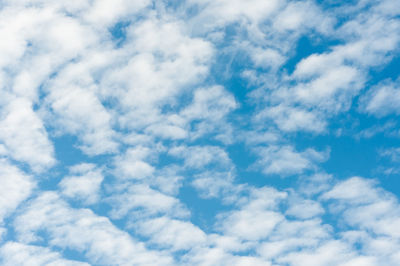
xmin=0 ymin=0 xmax=399 ymax=265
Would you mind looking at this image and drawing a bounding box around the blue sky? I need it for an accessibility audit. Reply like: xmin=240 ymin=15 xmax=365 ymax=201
xmin=0 ymin=0 xmax=400 ymax=265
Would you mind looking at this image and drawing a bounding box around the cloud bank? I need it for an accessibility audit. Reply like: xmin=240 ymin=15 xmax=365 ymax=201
xmin=0 ymin=0 xmax=400 ymax=265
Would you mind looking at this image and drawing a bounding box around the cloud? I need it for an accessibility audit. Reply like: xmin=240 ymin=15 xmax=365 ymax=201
xmin=215 ymin=187 xmax=286 ymax=241
xmin=360 ymin=78 xmax=400 ymax=117
xmin=181 ymin=86 xmax=237 ymax=123
xmin=273 ymin=1 xmax=333 ymax=33
xmin=84 ymin=0 xmax=151 ymax=27
xmin=191 ymin=170 xmax=237 ymax=199
xmin=0 ymin=160 xmax=35 ymax=223
xmin=379 ymin=147 xmax=400 ymax=162
xmin=278 ymin=240 xmax=375 ymax=266
xmin=59 ymin=163 xmax=104 ymax=205
xmin=187 ymin=0 xmax=283 ymax=30
xmin=0 ymin=0 xmax=400 ymax=265
xmin=107 ymin=183 xmax=188 ymax=220
xmin=0 ymin=98 xmax=55 ymax=172
xmin=168 ymin=145 xmax=232 ymax=170
xmin=321 ymin=177 xmax=400 ymax=264
xmin=14 ymin=192 xmax=174 ymax=265
xmin=43 ymin=84 xmax=118 ymax=155
xmin=0 ymin=242 xmax=89 ymax=266
xmin=132 ymin=216 xmax=207 ymax=251
xmin=255 ymin=145 xmax=329 ymax=176
xmin=257 ymin=105 xmax=327 ymax=133
xmin=322 ymin=177 xmax=400 ymax=238
xmin=101 ymin=18 xmax=214 ymax=133
xmin=285 ymin=198 xmax=324 ymax=220
xmin=246 ymin=0 xmax=400 ymax=134
xmin=181 ymin=85 xmax=237 ymax=141
xmin=113 ymin=146 xmax=156 ymax=180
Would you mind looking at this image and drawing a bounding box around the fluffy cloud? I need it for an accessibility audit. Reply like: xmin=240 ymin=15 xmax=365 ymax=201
xmin=321 ymin=177 xmax=400 ymax=265
xmin=187 ymin=0 xmax=283 ymax=29
xmin=43 ymin=84 xmax=118 ymax=155
xmin=133 ymin=216 xmax=207 ymax=251
xmin=0 ymin=160 xmax=35 ymax=223
xmin=59 ymin=163 xmax=104 ymax=205
xmin=0 ymin=98 xmax=55 ymax=172
xmin=168 ymin=145 xmax=232 ymax=170
xmin=215 ymin=187 xmax=286 ymax=241
xmin=360 ymin=78 xmax=400 ymax=117
xmin=0 ymin=242 xmax=89 ymax=266
xmin=322 ymin=177 xmax=400 ymax=238
xmin=0 ymin=0 xmax=399 ymax=265
xmin=107 ymin=182 xmax=188 ymax=220
xmin=255 ymin=145 xmax=329 ymax=176
xmin=14 ymin=192 xmax=174 ymax=265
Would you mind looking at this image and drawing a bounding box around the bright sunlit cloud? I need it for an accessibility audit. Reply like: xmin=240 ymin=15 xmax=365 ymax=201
xmin=0 ymin=0 xmax=400 ymax=265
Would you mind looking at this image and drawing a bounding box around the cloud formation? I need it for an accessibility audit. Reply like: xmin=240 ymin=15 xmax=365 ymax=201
xmin=0 ymin=0 xmax=399 ymax=265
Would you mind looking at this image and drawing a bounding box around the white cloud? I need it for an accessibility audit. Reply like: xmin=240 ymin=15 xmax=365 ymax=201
xmin=255 ymin=145 xmax=329 ymax=176
xmin=318 ymin=176 xmax=400 ymax=264
xmin=0 ymin=0 xmax=399 ymax=265
xmin=286 ymin=198 xmax=324 ymax=220
xmin=144 ymin=114 xmax=188 ymax=140
xmin=298 ymin=173 xmax=333 ymax=196
xmin=247 ymin=45 xmax=285 ymax=70
xmin=248 ymin=0 xmax=400 ymax=134
xmin=113 ymin=146 xmax=156 ymax=180
xmin=258 ymin=105 xmax=327 ymax=133
xmin=149 ymin=166 xmax=184 ymax=196
xmin=0 ymin=242 xmax=89 ymax=266
xmin=14 ymin=192 xmax=174 ymax=265
xmin=187 ymin=0 xmax=283 ymax=30
xmin=39 ymin=15 xmax=97 ymax=59
xmin=0 ymin=98 xmax=54 ymax=172
xmin=322 ymin=177 xmax=400 ymax=239
xmin=181 ymin=86 xmax=237 ymax=122
xmin=0 ymin=4 xmax=98 ymax=103
xmin=84 ymin=0 xmax=151 ymax=27
xmin=2 ymin=0 xmax=90 ymax=12
xmin=322 ymin=177 xmax=380 ymax=204
xmin=43 ymin=84 xmax=118 ymax=155
xmin=133 ymin=216 xmax=207 ymax=251
xmin=168 ymin=145 xmax=231 ymax=170
xmin=293 ymin=65 xmax=362 ymax=111
xmin=356 ymin=121 xmax=398 ymax=139
xmin=181 ymin=85 xmax=237 ymax=141
xmin=0 ymin=3 xmax=118 ymax=157
xmin=380 ymin=147 xmax=400 ymax=162
xmin=0 ymin=160 xmax=35 ymax=223
xmin=101 ymin=18 xmax=214 ymax=132
xmin=218 ymin=208 xmax=283 ymax=241
xmin=59 ymin=163 xmax=104 ymax=205
xmin=278 ymin=240 xmax=371 ymax=266
xmin=192 ymin=170 xmax=237 ymax=199
xmin=257 ymin=218 xmax=332 ymax=261
xmin=216 ymin=187 xmax=286 ymax=241
xmin=360 ymin=78 xmax=400 ymax=117
xmin=184 ymin=245 xmax=273 ymax=266
xmin=107 ymin=183 xmax=188 ymax=220
xmin=273 ymin=1 xmax=333 ymax=33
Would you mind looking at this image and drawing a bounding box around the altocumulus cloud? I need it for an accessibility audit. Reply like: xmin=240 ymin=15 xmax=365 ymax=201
xmin=0 ymin=0 xmax=400 ymax=265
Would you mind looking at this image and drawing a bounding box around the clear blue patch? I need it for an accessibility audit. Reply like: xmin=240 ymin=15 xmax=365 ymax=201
xmin=109 ymin=21 xmax=131 ymax=47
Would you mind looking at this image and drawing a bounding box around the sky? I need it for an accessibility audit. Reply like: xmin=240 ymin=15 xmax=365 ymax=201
xmin=0 ymin=0 xmax=400 ymax=265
